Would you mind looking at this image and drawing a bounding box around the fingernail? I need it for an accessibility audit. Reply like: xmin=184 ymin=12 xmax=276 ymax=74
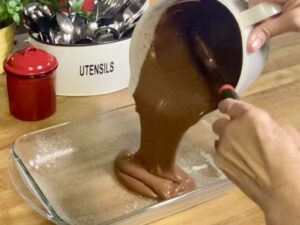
xmin=250 ymin=36 xmax=264 ymax=52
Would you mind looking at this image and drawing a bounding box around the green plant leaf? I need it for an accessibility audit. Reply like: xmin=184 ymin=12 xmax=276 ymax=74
xmin=12 ymin=12 xmax=19 ymax=24
xmin=0 ymin=0 xmax=22 ymax=26
xmin=0 ymin=3 xmax=9 ymax=24
xmin=8 ymin=0 xmax=17 ymax=7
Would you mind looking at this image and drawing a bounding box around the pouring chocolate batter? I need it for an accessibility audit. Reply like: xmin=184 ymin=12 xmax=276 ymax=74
xmin=114 ymin=0 xmax=242 ymax=200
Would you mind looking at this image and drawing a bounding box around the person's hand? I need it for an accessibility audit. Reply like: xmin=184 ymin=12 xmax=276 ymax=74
xmin=212 ymin=99 xmax=300 ymax=225
xmin=247 ymin=0 xmax=300 ymax=53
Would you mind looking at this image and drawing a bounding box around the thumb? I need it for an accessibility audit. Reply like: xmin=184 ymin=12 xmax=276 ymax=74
xmin=247 ymin=13 xmax=293 ymax=53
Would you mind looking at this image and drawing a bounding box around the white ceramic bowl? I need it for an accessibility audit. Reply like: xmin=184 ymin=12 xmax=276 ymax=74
xmin=29 ymin=36 xmax=131 ymax=96
xmin=128 ymin=0 xmax=282 ymax=95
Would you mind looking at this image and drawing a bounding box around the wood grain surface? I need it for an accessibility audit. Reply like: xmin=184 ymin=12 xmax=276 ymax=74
xmin=1 ymin=33 xmax=300 ymax=225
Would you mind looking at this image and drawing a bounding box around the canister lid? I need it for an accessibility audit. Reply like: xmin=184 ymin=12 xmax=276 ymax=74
xmin=4 ymin=46 xmax=58 ymax=76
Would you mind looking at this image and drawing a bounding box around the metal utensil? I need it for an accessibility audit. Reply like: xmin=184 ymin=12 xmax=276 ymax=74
xmin=30 ymin=12 xmax=52 ymax=43
xmin=56 ymin=13 xmax=75 ymax=34
xmin=49 ymin=28 xmax=56 ymax=43
xmin=74 ymin=37 xmax=94 ymax=44
xmin=118 ymin=20 xmax=137 ymax=39
xmin=50 ymin=14 xmax=60 ymax=32
xmin=53 ymin=32 xmax=64 ymax=44
xmin=81 ymin=21 xmax=98 ymax=38
xmin=40 ymin=5 xmax=52 ymax=17
xmin=53 ymin=32 xmax=73 ymax=45
xmin=23 ymin=14 xmax=39 ymax=33
xmin=121 ymin=0 xmax=146 ymax=24
xmin=118 ymin=8 xmax=142 ymax=38
xmin=72 ymin=13 xmax=87 ymax=40
xmin=104 ymin=0 xmax=132 ymax=25
xmin=62 ymin=33 xmax=73 ymax=44
xmin=94 ymin=26 xmax=119 ymax=42
xmin=24 ymin=3 xmax=56 ymax=43
xmin=94 ymin=0 xmax=127 ymax=21
xmin=23 ymin=2 xmax=41 ymax=33
xmin=23 ymin=2 xmax=40 ymax=15
xmin=35 ymin=6 xmax=48 ymax=19
xmin=34 ymin=5 xmax=53 ymax=31
xmin=106 ymin=0 xmax=146 ymax=34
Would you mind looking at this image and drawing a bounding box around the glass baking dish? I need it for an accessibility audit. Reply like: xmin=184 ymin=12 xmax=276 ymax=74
xmin=9 ymin=104 xmax=232 ymax=225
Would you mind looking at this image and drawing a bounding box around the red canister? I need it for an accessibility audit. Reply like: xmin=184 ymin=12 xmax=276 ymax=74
xmin=4 ymin=46 xmax=58 ymax=121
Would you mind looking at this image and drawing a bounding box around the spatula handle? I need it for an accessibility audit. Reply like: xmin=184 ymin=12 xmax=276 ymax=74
xmin=218 ymin=84 xmax=239 ymax=101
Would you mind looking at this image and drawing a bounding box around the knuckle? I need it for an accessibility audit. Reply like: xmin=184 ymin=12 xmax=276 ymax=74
xmin=260 ymin=26 xmax=272 ymax=38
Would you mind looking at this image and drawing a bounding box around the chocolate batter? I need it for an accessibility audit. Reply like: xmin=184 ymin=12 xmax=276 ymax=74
xmin=114 ymin=0 xmax=242 ymax=200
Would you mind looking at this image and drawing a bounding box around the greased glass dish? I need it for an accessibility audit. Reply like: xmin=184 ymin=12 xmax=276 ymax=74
xmin=9 ymin=104 xmax=232 ymax=225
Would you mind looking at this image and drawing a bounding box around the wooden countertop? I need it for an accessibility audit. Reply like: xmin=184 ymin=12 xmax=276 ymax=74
xmin=1 ymin=33 xmax=300 ymax=225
